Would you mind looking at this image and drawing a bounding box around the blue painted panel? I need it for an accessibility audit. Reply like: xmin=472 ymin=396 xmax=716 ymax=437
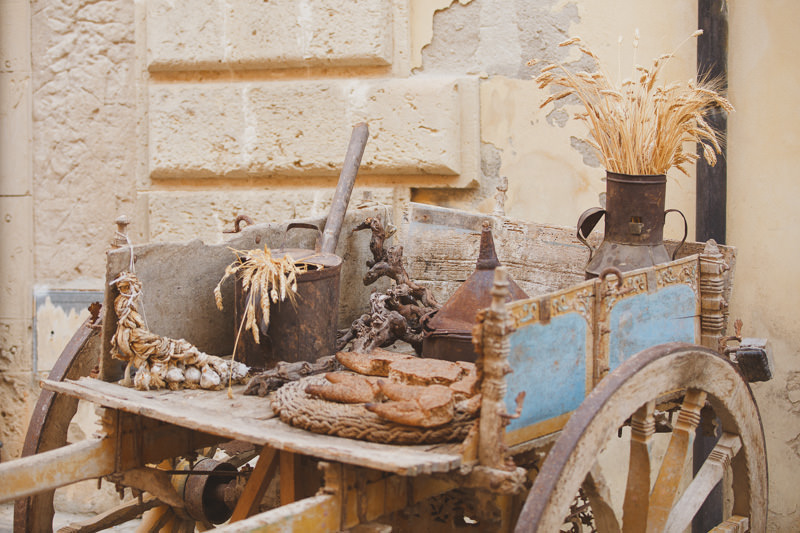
xmin=505 ymin=313 xmax=587 ymax=432
xmin=608 ymin=285 xmax=696 ymax=371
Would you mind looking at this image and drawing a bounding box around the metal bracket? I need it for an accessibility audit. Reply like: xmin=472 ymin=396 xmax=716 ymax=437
xmin=729 ymin=338 xmax=773 ymax=382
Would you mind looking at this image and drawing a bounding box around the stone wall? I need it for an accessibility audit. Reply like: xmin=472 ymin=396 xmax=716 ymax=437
xmin=0 ymin=0 xmax=798 ymax=528
xmin=138 ymin=0 xmax=480 ymax=243
xmin=0 ymin=0 xmax=34 ymax=462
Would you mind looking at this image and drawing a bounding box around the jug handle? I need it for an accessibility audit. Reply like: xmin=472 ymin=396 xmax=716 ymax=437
xmin=577 ymin=207 xmax=606 ymax=261
xmin=281 ymin=222 xmax=323 ymax=253
xmin=664 ymin=209 xmax=688 ymax=260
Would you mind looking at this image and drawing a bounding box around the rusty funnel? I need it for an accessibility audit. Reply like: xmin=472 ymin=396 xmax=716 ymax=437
xmin=421 ymin=221 xmax=528 ymax=362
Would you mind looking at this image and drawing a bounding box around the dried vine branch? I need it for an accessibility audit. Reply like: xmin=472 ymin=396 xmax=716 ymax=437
xmin=355 ymin=218 xmax=439 ymax=308
xmin=244 ymin=355 xmax=341 ymax=397
xmin=337 ymin=217 xmax=440 ymax=354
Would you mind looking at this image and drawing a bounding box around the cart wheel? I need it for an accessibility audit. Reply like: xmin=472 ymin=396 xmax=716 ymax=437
xmin=515 ymin=342 xmax=768 ymax=533
xmin=14 ymin=307 xmax=103 ymax=533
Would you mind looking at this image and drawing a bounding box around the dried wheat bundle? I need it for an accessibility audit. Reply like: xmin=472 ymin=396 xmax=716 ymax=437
xmin=530 ymin=30 xmax=733 ymax=176
xmin=110 ymin=271 xmax=249 ymax=391
xmin=215 ymin=246 xmax=310 ymax=344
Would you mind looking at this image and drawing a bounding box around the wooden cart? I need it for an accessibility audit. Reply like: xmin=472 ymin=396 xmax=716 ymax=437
xmin=1 ymin=203 xmax=769 ymax=532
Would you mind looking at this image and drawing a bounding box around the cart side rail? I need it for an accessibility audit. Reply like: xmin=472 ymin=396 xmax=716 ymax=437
xmin=472 ymin=241 xmax=736 ymax=448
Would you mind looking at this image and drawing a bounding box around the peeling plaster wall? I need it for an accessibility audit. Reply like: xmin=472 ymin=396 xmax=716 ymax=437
xmin=414 ymin=0 xmax=696 ymax=239
xmin=415 ymin=1 xmax=800 ymax=529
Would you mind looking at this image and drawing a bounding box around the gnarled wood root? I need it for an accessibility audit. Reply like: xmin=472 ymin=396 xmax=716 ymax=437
xmin=337 ymin=217 xmax=440 ymax=354
xmin=244 ymin=355 xmax=340 ymax=397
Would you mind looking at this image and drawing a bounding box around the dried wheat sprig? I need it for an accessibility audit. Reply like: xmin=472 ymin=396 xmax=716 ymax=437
xmin=215 ymin=246 xmax=310 ymax=344
xmin=532 ymin=30 xmax=732 ymax=176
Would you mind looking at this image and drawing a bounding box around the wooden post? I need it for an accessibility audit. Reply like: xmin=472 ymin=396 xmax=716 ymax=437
xmin=476 ymin=267 xmax=514 ymax=469
xmin=696 ymin=0 xmax=728 ymax=245
xmin=623 ymin=401 xmax=655 ymax=531
xmin=696 ymin=240 xmax=729 ymax=532
xmin=229 ymin=446 xmax=279 ymax=522
xmin=698 ymin=240 xmax=729 ymax=351
xmin=647 ymin=390 xmax=707 ymax=532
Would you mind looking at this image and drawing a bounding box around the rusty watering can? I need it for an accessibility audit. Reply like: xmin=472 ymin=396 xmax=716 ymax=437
xmin=234 ymin=123 xmax=369 ymax=368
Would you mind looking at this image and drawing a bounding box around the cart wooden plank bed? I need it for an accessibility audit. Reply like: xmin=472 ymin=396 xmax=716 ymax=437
xmin=40 ymin=378 xmax=463 ymax=477
xmin=1 ymin=203 xmax=768 ymax=533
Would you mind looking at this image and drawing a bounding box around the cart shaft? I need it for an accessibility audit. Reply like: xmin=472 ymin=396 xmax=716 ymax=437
xmin=0 ymin=437 xmax=114 ymax=503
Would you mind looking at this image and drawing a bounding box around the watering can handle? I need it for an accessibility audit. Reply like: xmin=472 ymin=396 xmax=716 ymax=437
xmin=665 ymin=209 xmax=688 ymax=260
xmin=576 ymin=207 xmax=606 ymax=261
xmin=281 ymin=222 xmax=323 ymax=253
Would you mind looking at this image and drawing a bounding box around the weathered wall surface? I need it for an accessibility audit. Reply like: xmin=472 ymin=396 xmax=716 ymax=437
xmin=138 ymin=0 xmax=481 ymax=245
xmin=31 ymin=0 xmax=137 ymax=280
xmin=419 ymin=1 xmax=798 ymax=529
xmin=0 ymin=0 xmax=34 ymax=461
xmin=414 ymin=0 xmax=697 ymax=238
xmin=0 ymin=0 xmax=797 ymax=528
xmin=0 ymin=0 xmax=137 ymax=460
xmin=728 ymin=1 xmax=800 ymax=527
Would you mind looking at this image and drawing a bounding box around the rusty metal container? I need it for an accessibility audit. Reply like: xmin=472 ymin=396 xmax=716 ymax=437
xmin=577 ymin=172 xmax=687 ymax=278
xmin=233 ymin=123 xmax=369 ymax=368
xmin=234 ymin=228 xmax=343 ymax=368
xmin=422 ymin=222 xmax=528 ymax=363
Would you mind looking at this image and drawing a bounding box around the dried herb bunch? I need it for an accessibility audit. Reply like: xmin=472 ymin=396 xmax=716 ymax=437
xmin=215 ymin=246 xmax=309 ymax=343
xmin=531 ymin=31 xmax=733 ymax=176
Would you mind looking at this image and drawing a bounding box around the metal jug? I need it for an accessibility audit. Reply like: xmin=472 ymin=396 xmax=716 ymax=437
xmin=577 ymin=172 xmax=687 ymax=279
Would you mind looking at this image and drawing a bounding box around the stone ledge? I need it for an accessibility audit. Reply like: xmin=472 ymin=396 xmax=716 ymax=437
xmin=147 ymin=0 xmax=393 ymax=71
xmin=148 ymin=77 xmax=479 ymax=187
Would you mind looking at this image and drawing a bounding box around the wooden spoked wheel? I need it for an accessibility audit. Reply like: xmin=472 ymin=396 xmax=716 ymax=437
xmin=514 ymin=342 xmax=768 ymax=533
xmin=14 ymin=310 xmax=103 ymax=532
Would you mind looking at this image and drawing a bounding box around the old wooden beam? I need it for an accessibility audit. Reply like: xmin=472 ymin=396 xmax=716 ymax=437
xmin=106 ymin=467 xmax=184 ymax=508
xmin=0 ymin=438 xmax=115 ymax=503
xmin=229 ymin=446 xmax=279 ymax=522
xmin=57 ymin=495 xmax=161 ymax=533
xmin=695 ymin=0 xmax=730 ymax=510
xmin=696 ymin=0 xmax=729 ymax=245
xmin=646 ymin=389 xmax=708 ymax=532
xmin=665 ymin=433 xmax=742 ymax=533
xmin=215 ymin=494 xmax=340 ymax=532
